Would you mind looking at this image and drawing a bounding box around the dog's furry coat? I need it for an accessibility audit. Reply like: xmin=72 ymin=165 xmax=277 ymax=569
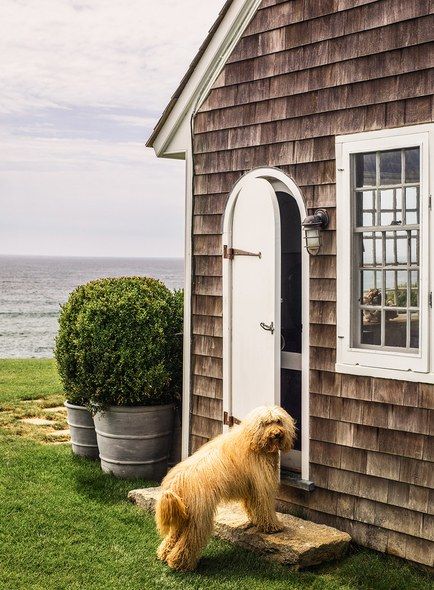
xmin=155 ymin=405 xmax=296 ymax=571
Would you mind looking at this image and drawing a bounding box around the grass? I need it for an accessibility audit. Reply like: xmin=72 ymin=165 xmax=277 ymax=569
xmin=0 ymin=358 xmax=61 ymax=404
xmin=0 ymin=359 xmax=432 ymax=590
xmin=0 ymin=358 xmax=67 ymax=443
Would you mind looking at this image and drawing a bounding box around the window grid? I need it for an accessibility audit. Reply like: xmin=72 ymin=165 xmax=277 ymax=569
xmin=352 ymin=148 xmax=420 ymax=352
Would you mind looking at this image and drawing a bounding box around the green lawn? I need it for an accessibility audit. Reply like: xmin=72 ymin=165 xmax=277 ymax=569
xmin=0 ymin=359 xmax=432 ymax=590
xmin=0 ymin=359 xmax=66 ymax=443
xmin=0 ymin=358 xmax=61 ymax=404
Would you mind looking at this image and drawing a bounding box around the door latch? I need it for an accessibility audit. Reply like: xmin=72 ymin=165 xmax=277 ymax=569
xmin=223 ymin=245 xmax=261 ymax=260
xmin=260 ymin=321 xmax=275 ymax=334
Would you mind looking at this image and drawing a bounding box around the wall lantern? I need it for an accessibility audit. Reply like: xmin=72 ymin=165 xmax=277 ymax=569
xmin=302 ymin=209 xmax=329 ymax=255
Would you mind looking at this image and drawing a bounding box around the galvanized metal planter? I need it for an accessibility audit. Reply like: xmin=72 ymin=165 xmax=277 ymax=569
xmin=64 ymin=401 xmax=99 ymax=459
xmin=94 ymin=404 xmax=174 ymax=480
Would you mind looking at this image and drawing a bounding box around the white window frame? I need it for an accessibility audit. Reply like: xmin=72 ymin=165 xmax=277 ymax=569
xmin=336 ymin=123 xmax=434 ymax=383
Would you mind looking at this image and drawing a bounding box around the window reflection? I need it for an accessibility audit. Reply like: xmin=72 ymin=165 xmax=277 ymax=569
xmin=356 ymin=152 xmax=376 ymax=187
xmin=385 ymin=231 xmax=407 ymax=265
xmin=361 ymin=311 xmax=381 ymax=345
xmin=385 ymin=311 xmax=407 ymax=347
xmin=356 ymin=190 xmax=375 ymax=226
xmin=410 ymin=312 xmax=420 ymax=348
xmin=405 ymin=148 xmax=420 ymax=183
xmin=353 ymin=147 xmax=420 ymax=352
xmin=379 ymin=150 xmax=401 ymax=184
xmin=385 ymin=270 xmax=407 ymax=307
xmin=405 ymin=187 xmax=419 ymax=224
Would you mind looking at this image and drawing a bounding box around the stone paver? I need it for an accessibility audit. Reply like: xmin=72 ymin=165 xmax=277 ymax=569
xmin=44 ymin=406 xmax=66 ymax=413
xmin=51 ymin=429 xmax=70 ymax=437
xmin=128 ymin=486 xmax=351 ymax=569
xmin=20 ymin=418 xmax=53 ymax=426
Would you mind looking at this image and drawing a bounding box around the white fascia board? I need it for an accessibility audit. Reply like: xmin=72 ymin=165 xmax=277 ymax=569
xmin=158 ymin=118 xmax=191 ymax=160
xmin=152 ymin=0 xmax=262 ymax=159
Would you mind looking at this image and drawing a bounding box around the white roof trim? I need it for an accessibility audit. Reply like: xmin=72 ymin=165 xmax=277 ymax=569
xmin=152 ymin=0 xmax=262 ymax=158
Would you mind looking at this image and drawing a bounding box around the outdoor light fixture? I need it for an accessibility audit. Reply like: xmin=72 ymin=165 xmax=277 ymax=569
xmin=302 ymin=209 xmax=329 ymax=255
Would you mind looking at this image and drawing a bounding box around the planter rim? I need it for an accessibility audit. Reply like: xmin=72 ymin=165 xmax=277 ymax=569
xmin=95 ymin=403 xmax=175 ymax=415
xmin=64 ymin=401 xmax=89 ymax=410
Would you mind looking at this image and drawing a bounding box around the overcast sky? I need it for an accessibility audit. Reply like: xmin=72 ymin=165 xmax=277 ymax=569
xmin=0 ymin=0 xmax=222 ymax=258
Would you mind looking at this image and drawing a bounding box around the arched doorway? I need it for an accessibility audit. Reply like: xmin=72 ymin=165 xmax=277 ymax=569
xmin=222 ymin=168 xmax=309 ymax=480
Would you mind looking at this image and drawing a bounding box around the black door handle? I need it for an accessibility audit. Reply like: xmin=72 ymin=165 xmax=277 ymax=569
xmin=260 ymin=322 xmax=274 ymax=334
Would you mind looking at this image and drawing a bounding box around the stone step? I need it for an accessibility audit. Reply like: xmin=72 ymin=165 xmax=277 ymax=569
xmin=20 ymin=418 xmax=53 ymax=426
xmin=128 ymin=486 xmax=351 ymax=570
xmin=51 ymin=429 xmax=70 ymax=437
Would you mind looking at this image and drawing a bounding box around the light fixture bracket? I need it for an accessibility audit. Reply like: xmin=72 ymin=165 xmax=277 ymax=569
xmin=302 ymin=209 xmax=329 ymax=230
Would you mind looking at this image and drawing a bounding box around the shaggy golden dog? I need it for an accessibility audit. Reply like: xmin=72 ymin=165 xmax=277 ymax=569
xmin=155 ymin=405 xmax=296 ymax=571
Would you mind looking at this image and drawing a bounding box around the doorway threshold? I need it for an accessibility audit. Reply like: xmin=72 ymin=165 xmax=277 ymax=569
xmin=280 ymin=469 xmax=315 ymax=492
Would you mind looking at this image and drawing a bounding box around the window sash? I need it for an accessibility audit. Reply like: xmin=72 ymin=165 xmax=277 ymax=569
xmin=336 ymin=126 xmax=431 ymax=377
xmin=351 ymin=148 xmax=421 ymax=354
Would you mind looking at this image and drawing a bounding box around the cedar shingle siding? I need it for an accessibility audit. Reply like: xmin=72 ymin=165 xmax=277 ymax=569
xmin=189 ymin=0 xmax=434 ymax=566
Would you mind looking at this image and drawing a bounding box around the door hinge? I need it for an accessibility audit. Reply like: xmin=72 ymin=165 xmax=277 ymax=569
xmin=223 ymin=245 xmax=261 ymax=260
xmin=429 ymin=292 xmax=432 ymax=308
xmin=223 ymin=411 xmax=241 ymax=427
xmin=429 ymin=195 xmax=432 ymax=210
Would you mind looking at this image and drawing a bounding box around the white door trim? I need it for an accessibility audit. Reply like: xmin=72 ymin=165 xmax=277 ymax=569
xmin=222 ymin=168 xmax=310 ymax=481
xmin=180 ymin=144 xmax=194 ymax=460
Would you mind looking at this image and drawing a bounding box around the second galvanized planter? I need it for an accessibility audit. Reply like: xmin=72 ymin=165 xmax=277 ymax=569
xmin=94 ymin=404 xmax=174 ymax=480
xmin=64 ymin=401 xmax=99 ymax=459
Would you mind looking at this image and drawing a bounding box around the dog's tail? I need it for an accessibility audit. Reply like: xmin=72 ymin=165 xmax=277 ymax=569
xmin=156 ymin=490 xmax=188 ymax=536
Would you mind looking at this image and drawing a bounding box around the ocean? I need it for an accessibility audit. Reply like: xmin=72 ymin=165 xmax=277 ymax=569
xmin=0 ymin=255 xmax=184 ymax=359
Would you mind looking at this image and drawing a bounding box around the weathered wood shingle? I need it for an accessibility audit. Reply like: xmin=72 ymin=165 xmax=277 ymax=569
xmin=188 ymin=0 xmax=434 ymax=566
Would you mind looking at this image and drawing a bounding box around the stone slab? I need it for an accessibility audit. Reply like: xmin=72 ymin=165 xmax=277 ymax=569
xmin=128 ymin=486 xmax=351 ymax=569
xmin=20 ymin=418 xmax=52 ymax=426
xmin=44 ymin=406 xmax=66 ymax=413
xmin=51 ymin=429 xmax=70 ymax=437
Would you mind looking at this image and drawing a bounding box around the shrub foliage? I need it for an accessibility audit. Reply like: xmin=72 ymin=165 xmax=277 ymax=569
xmin=55 ymin=277 xmax=183 ymax=410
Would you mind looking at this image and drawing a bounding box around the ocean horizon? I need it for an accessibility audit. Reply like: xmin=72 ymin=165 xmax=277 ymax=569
xmin=0 ymin=254 xmax=184 ymax=359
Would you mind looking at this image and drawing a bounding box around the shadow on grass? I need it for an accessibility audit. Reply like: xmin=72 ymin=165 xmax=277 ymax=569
xmin=160 ymin=543 xmax=330 ymax=590
xmin=71 ymin=454 xmax=155 ymax=506
xmin=172 ymin=541 xmax=433 ymax=590
xmin=292 ymin=544 xmax=433 ymax=590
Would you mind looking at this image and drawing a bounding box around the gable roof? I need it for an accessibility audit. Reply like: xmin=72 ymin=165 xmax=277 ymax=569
xmin=146 ymin=0 xmax=261 ymax=156
xmin=146 ymin=0 xmax=233 ymax=148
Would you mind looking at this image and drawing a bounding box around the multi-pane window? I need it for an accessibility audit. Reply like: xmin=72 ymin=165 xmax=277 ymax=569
xmin=353 ymin=148 xmax=420 ymax=352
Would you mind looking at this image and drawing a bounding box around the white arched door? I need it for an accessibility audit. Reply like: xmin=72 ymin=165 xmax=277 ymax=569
xmin=224 ymin=177 xmax=281 ymax=424
xmin=223 ymin=169 xmax=309 ymax=481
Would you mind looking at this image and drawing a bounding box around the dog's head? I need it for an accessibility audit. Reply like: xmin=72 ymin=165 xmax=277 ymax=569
xmin=242 ymin=405 xmax=296 ymax=454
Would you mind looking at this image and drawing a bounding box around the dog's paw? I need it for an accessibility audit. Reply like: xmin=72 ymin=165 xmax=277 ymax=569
xmin=157 ymin=540 xmax=172 ymax=562
xmin=166 ymin=556 xmax=198 ymax=572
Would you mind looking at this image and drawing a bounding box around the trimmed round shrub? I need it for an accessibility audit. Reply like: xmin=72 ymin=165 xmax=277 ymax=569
xmin=55 ymin=277 xmax=183 ymax=411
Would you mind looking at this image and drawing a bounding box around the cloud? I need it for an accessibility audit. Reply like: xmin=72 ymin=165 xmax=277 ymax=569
xmin=99 ymin=113 xmax=155 ymax=128
xmin=0 ymin=130 xmax=151 ymax=171
xmin=0 ymin=0 xmax=221 ymax=116
xmin=0 ymin=0 xmax=222 ymax=257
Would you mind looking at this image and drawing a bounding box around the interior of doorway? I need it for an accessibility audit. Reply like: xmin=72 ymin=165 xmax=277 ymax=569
xmin=275 ymin=191 xmax=303 ymax=474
